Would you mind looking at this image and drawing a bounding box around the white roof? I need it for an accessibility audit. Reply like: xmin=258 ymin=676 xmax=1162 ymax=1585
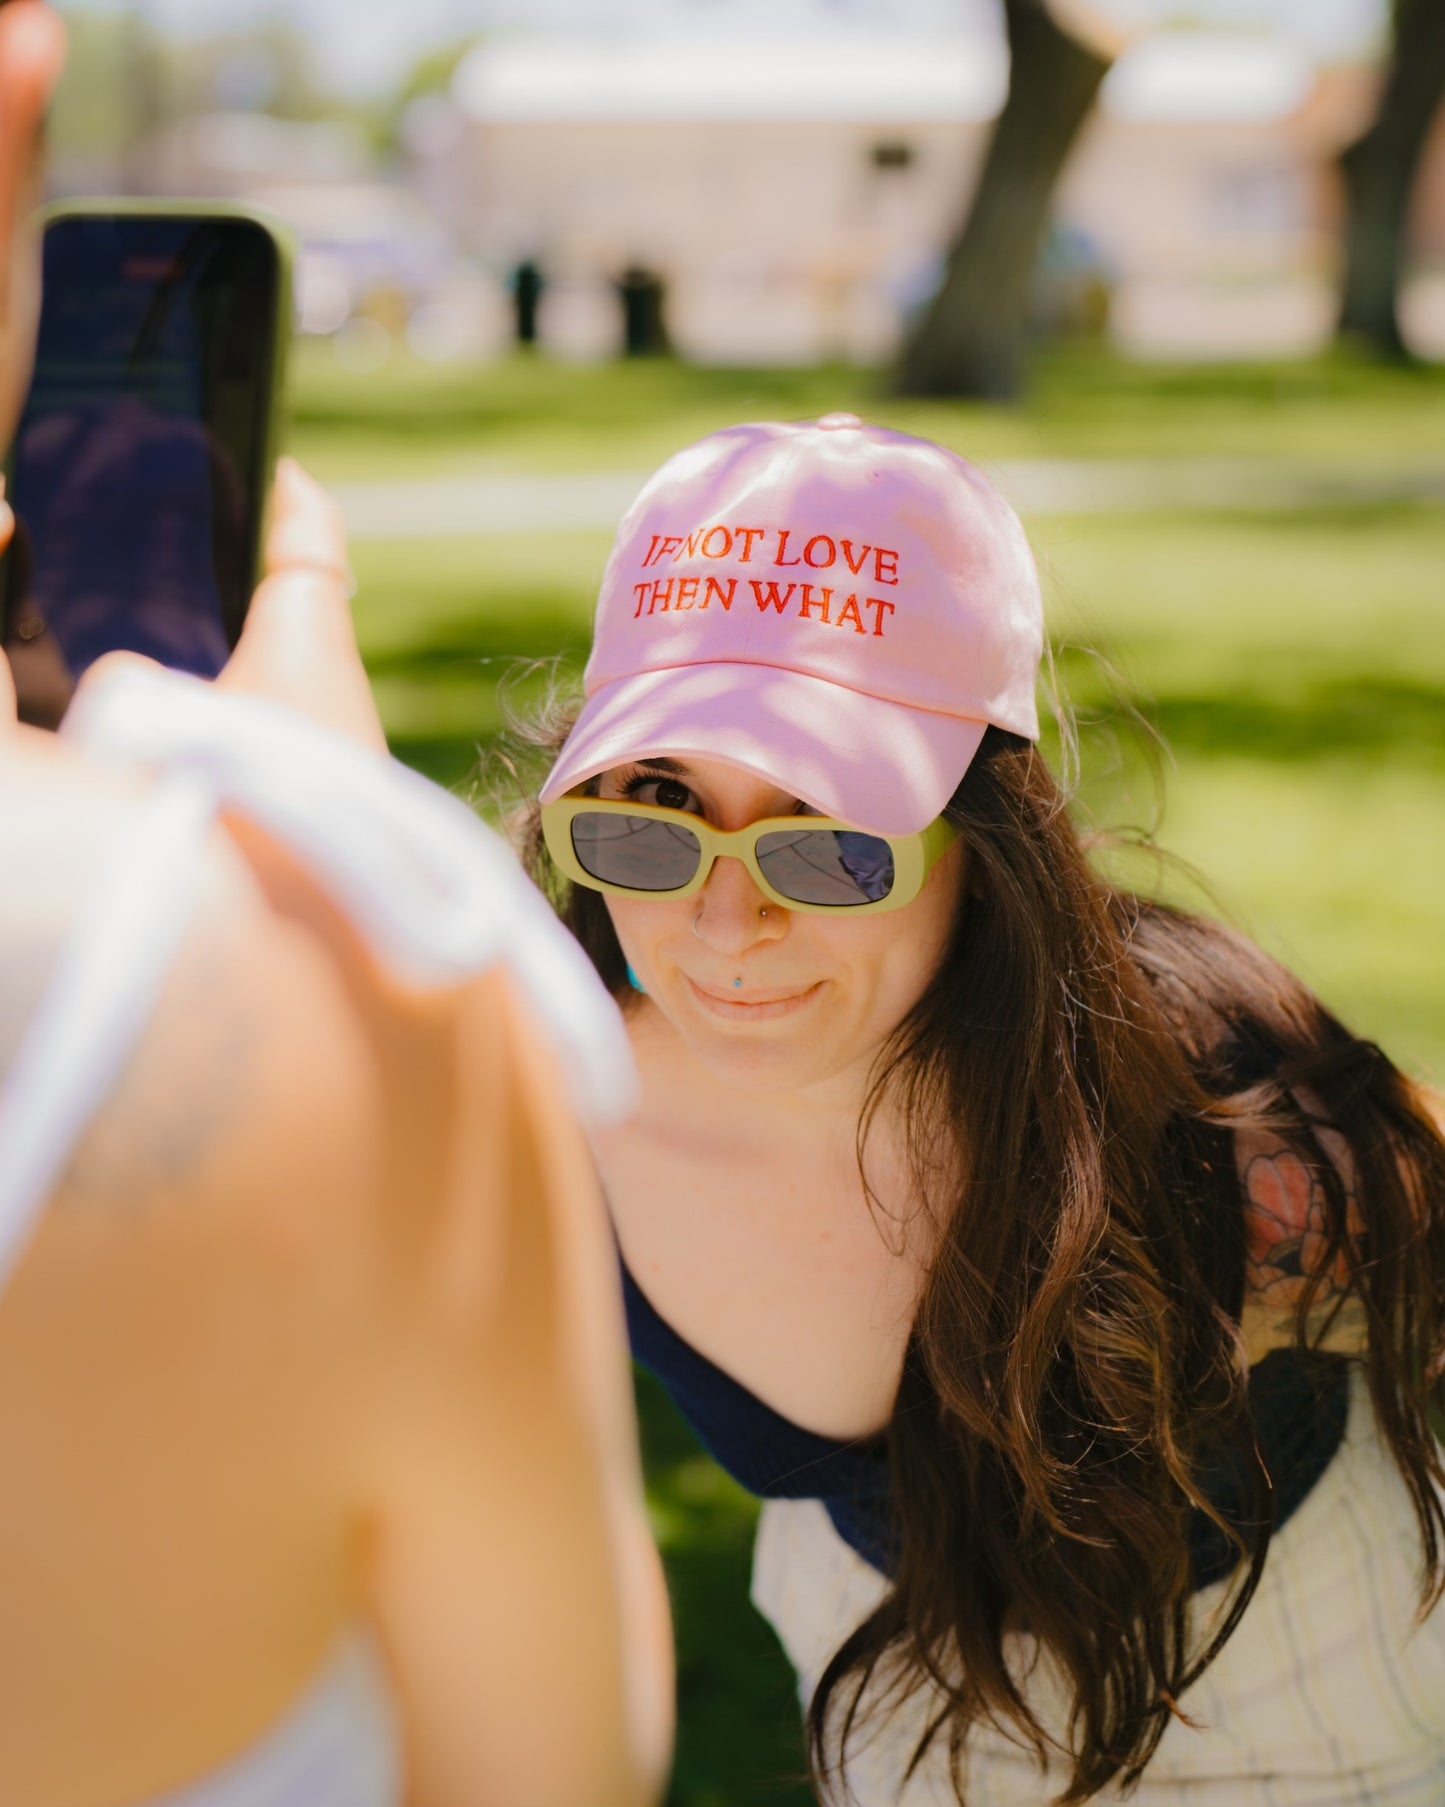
xmin=1103 ymin=33 xmax=1316 ymax=122
xmin=454 ymin=27 xmax=1320 ymax=128
xmin=453 ymin=33 xmax=1008 ymax=123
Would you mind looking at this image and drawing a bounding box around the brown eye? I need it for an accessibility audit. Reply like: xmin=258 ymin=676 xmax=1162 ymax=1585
xmin=654 ymin=779 xmax=690 ymax=811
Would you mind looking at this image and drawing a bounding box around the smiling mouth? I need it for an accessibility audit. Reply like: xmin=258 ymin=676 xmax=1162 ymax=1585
xmin=685 ymin=976 xmax=824 ymax=1020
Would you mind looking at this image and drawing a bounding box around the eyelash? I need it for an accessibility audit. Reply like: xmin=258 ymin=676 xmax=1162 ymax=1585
xmin=611 ymin=768 xmax=819 ymax=821
xmin=614 ymin=767 xmax=700 ymax=810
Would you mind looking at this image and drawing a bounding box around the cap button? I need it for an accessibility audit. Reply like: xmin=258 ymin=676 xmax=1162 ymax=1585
xmin=816 ymin=411 xmax=862 ymax=430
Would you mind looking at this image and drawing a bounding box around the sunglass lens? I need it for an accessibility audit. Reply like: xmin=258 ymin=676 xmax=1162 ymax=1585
xmin=571 ymin=811 xmax=703 ymax=892
xmin=755 ymin=828 xmax=895 ymax=906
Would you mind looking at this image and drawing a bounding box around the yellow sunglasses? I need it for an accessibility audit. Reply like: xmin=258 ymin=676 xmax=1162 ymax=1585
xmin=541 ymin=795 xmax=959 ymax=916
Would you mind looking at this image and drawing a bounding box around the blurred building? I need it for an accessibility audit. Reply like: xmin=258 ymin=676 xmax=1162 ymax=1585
xmin=418 ymin=31 xmax=1006 ymax=364
xmin=138 ymin=110 xmax=474 ymax=352
xmin=412 ymin=26 xmax=1445 ymax=363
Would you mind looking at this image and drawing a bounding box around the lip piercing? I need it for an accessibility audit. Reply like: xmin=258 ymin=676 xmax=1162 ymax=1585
xmin=733 ymin=978 xmax=743 ymax=989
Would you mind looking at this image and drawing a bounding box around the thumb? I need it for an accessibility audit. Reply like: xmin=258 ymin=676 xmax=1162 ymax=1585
xmin=218 ymin=458 xmax=385 ymax=752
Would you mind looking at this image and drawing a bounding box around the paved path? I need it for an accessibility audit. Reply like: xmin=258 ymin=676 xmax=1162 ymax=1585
xmin=334 ymin=458 xmax=1445 ymax=541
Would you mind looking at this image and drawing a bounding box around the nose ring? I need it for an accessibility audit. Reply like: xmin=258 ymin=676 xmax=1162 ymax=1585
xmin=693 ymin=905 xmax=770 ymax=935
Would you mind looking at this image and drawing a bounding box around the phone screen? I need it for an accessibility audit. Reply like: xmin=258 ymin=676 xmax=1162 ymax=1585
xmin=2 ymin=212 xmax=283 ymax=726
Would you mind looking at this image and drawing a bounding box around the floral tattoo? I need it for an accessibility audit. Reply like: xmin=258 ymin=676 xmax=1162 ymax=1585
xmin=1238 ymin=1119 xmax=1367 ymax=1361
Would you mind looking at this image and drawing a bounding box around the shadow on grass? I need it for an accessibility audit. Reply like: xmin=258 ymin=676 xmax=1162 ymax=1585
xmin=386 ymin=658 xmax=1445 ymax=805
xmin=362 ymin=613 xmax=592 ymax=673
xmin=1090 ymin=677 xmax=1445 ymax=770
xmin=1051 ymin=638 xmax=1445 ymax=766
xmin=295 ymin=342 xmax=1445 ymax=479
xmin=297 ymin=343 xmax=1445 ymax=440
xmin=1154 ymin=680 xmax=1445 ymax=766
xmin=386 ymin=735 xmax=488 ymax=792
xmin=295 ymin=354 xmax=867 ymax=446
xmin=1022 ymin=343 xmax=1445 ymax=412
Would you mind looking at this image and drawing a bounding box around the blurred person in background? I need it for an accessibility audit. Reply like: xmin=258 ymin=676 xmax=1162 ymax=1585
xmin=520 ymin=414 xmax=1445 ymax=1804
xmin=0 ymin=3 xmax=672 ymax=1803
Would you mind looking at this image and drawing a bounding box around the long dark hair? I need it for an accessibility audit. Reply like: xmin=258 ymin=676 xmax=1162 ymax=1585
xmin=512 ymin=711 xmax=1445 ymax=1803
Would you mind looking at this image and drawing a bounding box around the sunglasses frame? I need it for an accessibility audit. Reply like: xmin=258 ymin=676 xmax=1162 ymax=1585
xmin=541 ymin=795 xmax=960 ymax=916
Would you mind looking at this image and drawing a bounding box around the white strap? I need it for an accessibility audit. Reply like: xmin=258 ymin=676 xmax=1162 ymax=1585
xmin=0 ymin=669 xmax=634 ymax=1285
xmin=61 ymin=668 xmax=635 ymax=1125
xmin=0 ymin=768 xmax=218 ymax=1290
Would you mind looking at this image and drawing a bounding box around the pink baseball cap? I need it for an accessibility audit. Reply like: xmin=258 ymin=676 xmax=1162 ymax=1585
xmin=540 ymin=413 xmax=1044 ymax=836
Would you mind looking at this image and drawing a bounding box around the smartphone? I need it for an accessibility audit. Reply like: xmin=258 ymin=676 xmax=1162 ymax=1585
xmin=2 ymin=202 xmax=293 ymax=727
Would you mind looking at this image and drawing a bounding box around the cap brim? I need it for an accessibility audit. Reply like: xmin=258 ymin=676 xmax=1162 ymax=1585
xmin=540 ymin=664 xmax=988 ymax=837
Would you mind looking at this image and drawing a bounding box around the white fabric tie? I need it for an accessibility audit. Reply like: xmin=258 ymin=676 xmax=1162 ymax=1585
xmin=0 ymin=667 xmax=635 ymax=1290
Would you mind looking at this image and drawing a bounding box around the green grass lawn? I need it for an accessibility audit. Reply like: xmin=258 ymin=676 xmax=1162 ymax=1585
xmin=292 ymin=347 xmax=1445 ymax=1806
xmin=292 ymin=338 xmax=1445 ymax=478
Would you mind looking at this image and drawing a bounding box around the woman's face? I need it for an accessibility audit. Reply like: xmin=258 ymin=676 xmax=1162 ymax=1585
xmin=595 ymin=755 xmax=965 ymax=1097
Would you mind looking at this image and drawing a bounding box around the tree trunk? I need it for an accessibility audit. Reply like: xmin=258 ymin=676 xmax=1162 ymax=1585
xmin=1337 ymin=0 xmax=1445 ymax=357
xmin=896 ymin=0 xmax=1111 ymax=400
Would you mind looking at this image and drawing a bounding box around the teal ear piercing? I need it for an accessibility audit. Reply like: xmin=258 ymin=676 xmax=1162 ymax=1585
xmin=627 ymin=965 xmax=646 ymax=994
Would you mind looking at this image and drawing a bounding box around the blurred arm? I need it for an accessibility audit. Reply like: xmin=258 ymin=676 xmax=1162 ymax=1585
xmin=213 ymin=466 xmax=674 ymax=1792
xmin=11 ymin=458 xmax=671 ymax=1795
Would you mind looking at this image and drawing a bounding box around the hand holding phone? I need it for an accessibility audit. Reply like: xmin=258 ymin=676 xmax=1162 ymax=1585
xmin=72 ymin=458 xmax=384 ymax=756
xmin=2 ymin=204 xmax=292 ymax=727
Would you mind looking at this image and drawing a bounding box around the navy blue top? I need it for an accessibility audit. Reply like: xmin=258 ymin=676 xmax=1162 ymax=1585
xmin=621 ymin=1251 xmax=1350 ymax=1588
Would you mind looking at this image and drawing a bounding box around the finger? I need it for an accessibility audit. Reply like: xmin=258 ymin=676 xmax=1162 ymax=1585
xmin=263 ymin=455 xmax=351 ymax=585
xmin=76 ymin=649 xmax=168 ymax=692
xmin=0 ymin=5 xmax=68 ymax=163
xmin=219 ymin=458 xmax=386 ymax=752
xmin=239 ymin=458 xmax=359 ymax=670
xmin=61 ymin=648 xmax=166 ymax=731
